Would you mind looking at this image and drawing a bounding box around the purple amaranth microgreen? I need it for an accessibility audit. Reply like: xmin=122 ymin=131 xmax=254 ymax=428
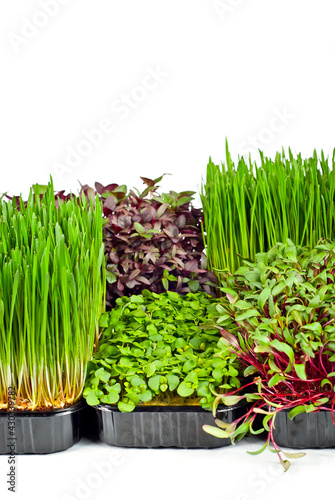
xmin=90 ymin=175 xmax=218 ymax=307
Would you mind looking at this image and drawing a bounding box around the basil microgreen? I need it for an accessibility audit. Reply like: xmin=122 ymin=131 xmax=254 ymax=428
xmin=84 ymin=291 xmax=241 ymax=411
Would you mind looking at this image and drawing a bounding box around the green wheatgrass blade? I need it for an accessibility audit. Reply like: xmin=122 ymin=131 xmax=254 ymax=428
xmin=201 ymin=144 xmax=335 ymax=277
xmin=0 ymin=179 xmax=105 ymax=410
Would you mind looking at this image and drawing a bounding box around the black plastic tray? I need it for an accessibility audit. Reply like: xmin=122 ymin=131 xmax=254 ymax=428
xmin=86 ymin=402 xmax=247 ymax=448
xmin=0 ymin=401 xmax=84 ymax=454
xmin=272 ymin=408 xmax=335 ymax=449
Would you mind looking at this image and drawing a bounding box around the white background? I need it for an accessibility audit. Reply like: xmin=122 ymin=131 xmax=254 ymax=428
xmin=1 ymin=1 xmax=335 ymax=499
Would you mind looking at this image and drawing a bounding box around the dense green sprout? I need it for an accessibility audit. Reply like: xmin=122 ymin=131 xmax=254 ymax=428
xmin=202 ymin=142 xmax=335 ymax=276
xmin=84 ymin=290 xmax=241 ymax=411
xmin=0 ymin=180 xmax=105 ymax=410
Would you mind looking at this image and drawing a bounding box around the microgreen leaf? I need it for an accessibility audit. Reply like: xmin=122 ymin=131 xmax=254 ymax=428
xmin=281 ymin=451 xmax=306 ymax=459
xmin=86 ymin=390 xmax=100 ymax=406
xmin=202 ymin=425 xmax=230 ymax=439
xmin=118 ymin=401 xmax=136 ymax=412
xmin=288 ymin=405 xmax=307 ymax=420
xmin=247 ymin=442 xmax=268 ymax=455
xmin=177 ymin=382 xmax=195 ymax=397
xmin=294 ymin=364 xmax=307 ymax=381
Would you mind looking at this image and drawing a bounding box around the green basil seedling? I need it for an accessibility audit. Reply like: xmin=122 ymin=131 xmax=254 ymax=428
xmin=84 ymin=291 xmax=242 ymax=412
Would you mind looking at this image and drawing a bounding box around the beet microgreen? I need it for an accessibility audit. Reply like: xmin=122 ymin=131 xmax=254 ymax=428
xmin=0 ymin=179 xmax=106 ymax=411
xmin=83 ymin=291 xmax=241 ymax=411
xmin=203 ymin=239 xmax=335 ymax=469
xmin=201 ymin=142 xmax=335 ymax=276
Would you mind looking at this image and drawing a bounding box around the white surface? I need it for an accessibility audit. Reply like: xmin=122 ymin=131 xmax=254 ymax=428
xmin=1 ymin=1 xmax=335 ymax=498
xmin=1 ymin=1 xmax=335 ymax=204
xmin=1 ymin=436 xmax=335 ymax=500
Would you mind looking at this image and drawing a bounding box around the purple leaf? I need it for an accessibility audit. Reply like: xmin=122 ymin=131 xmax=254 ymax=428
xmin=95 ymin=182 xmax=105 ymax=194
xmin=185 ymin=259 xmax=199 ymax=272
xmin=156 ymin=203 xmax=170 ymax=218
xmin=117 ymin=215 xmax=132 ymax=229
xmin=129 ymin=269 xmax=141 ymax=281
xmin=126 ymin=280 xmax=139 ymax=289
xmin=103 ymin=195 xmax=116 ymax=216
xmin=176 ymin=215 xmax=186 ymax=228
xmin=220 ymin=329 xmax=240 ymax=349
xmin=163 ymin=224 xmax=179 ymax=239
